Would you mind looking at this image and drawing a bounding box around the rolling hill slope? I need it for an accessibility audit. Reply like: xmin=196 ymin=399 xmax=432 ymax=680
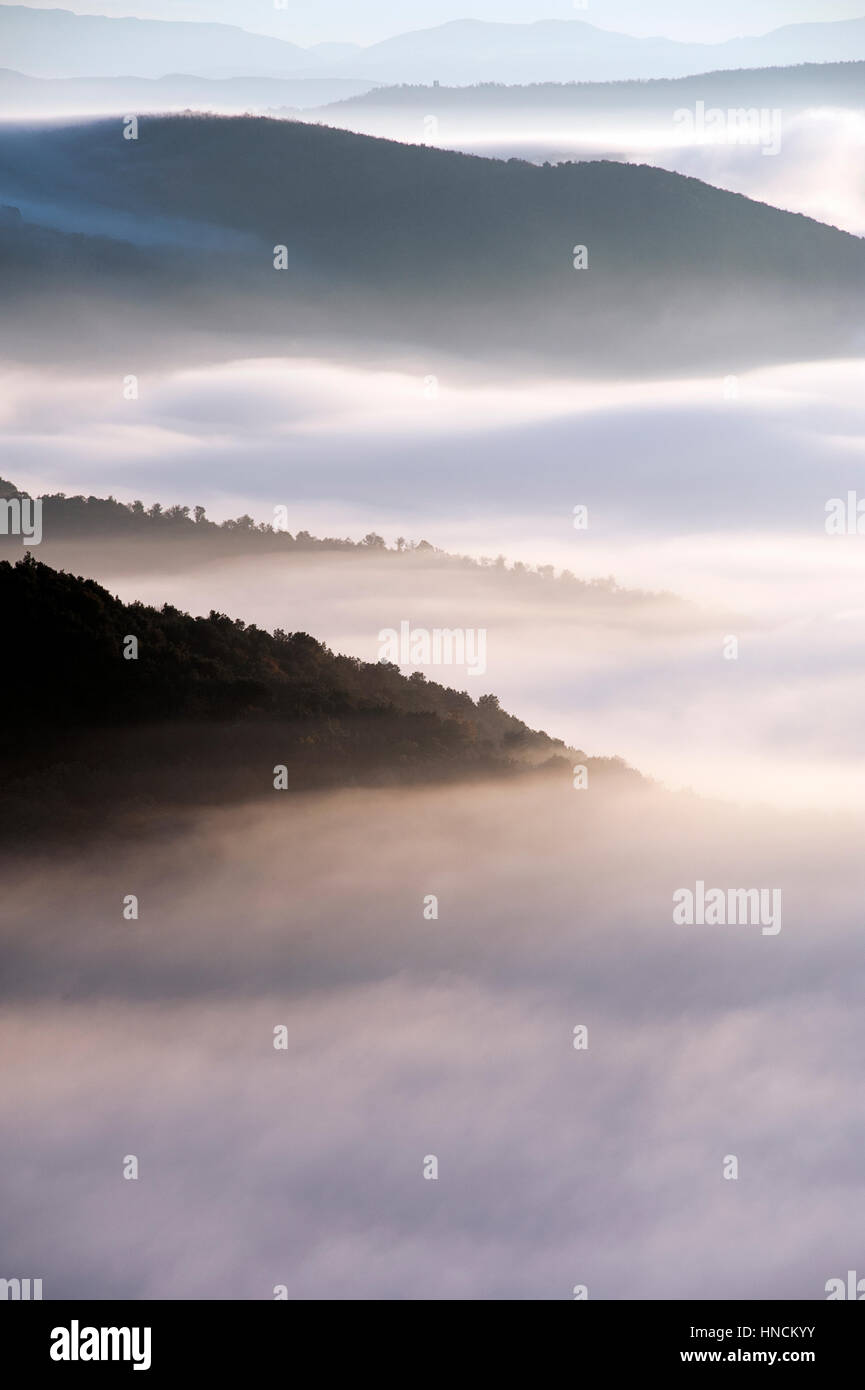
xmin=1 ymin=114 xmax=863 ymax=371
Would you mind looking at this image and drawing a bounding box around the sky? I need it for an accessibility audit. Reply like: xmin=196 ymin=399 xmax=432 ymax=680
xmin=5 ymin=0 xmax=864 ymax=46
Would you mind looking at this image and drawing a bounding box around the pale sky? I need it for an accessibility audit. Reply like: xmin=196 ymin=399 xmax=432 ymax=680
xmin=5 ymin=0 xmax=864 ymax=47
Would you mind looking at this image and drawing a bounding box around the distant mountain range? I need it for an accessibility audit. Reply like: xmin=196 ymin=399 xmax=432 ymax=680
xmin=1 ymin=115 xmax=863 ymax=372
xmin=4 ymin=57 xmax=863 ymax=123
xmin=313 ymin=61 xmax=865 ymax=135
xmin=0 ymin=3 xmax=313 ymax=79
xmin=313 ymin=16 xmax=865 ymax=85
xmin=0 ymin=69 xmax=377 ymax=116
xmin=3 ymin=5 xmax=865 ymax=84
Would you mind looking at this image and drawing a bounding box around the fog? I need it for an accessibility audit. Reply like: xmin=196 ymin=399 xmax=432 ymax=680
xmin=7 ymin=352 xmax=865 ymax=809
xmin=48 ymin=547 xmax=865 ymax=812
xmin=1 ymin=775 xmax=861 ymax=1298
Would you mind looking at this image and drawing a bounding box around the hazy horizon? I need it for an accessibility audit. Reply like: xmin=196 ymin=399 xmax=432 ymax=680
xmin=4 ymin=0 xmax=864 ymax=47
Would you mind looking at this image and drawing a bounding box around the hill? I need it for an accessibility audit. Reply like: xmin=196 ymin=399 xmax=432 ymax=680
xmin=1 ymin=114 xmax=864 ymax=373
xmin=316 ymin=61 xmax=865 ymax=129
xmin=0 ymin=555 xmax=627 ymax=839
xmin=9 ymin=57 xmax=860 ymax=124
xmin=0 ymin=68 xmax=377 ymax=116
xmin=0 ymin=475 xmax=666 ymax=606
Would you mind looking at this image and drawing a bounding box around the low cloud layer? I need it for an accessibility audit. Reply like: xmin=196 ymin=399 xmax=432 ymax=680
xmin=1 ymin=778 xmax=862 ymax=1298
xmin=6 ymin=354 xmax=865 ymax=807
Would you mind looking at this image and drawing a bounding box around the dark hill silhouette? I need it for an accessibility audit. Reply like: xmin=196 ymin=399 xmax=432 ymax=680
xmin=0 ymin=556 xmax=635 ymax=840
xmin=0 ymin=553 xmax=556 ymax=737
xmin=1 ymin=115 xmax=863 ymax=372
